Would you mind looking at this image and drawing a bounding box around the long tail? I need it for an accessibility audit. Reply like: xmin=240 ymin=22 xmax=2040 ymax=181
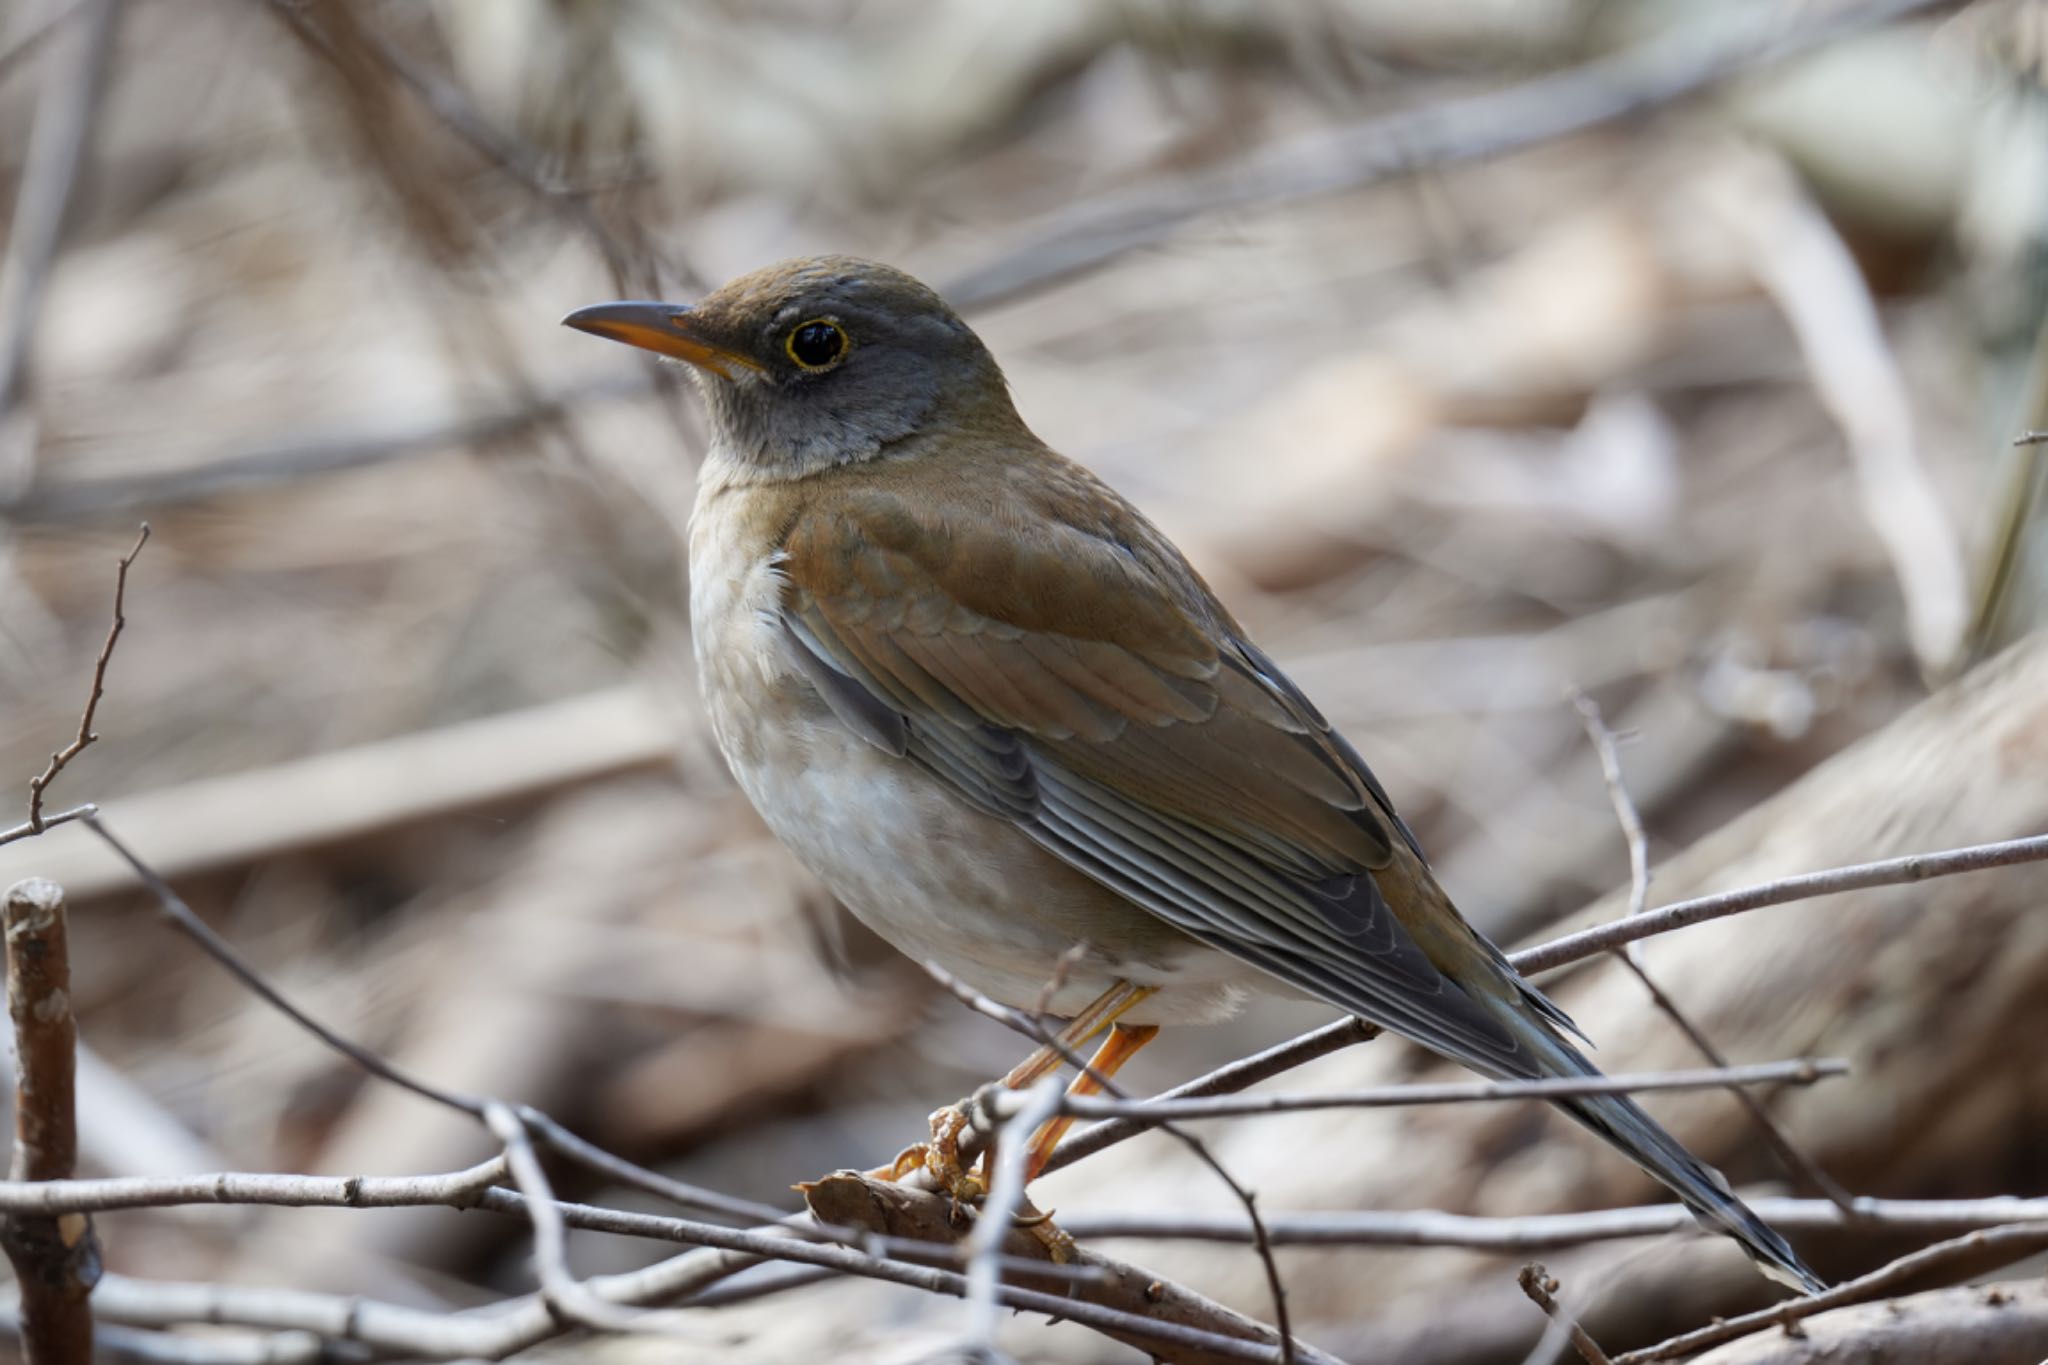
xmin=1522 ymin=1023 xmax=1824 ymax=1294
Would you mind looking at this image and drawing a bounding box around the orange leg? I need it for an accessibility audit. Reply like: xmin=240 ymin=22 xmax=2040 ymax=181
xmin=872 ymin=979 xmax=1155 ymax=1198
xmin=1020 ymin=1020 xmax=1159 ymax=1183
xmin=999 ymin=979 xmax=1155 ymax=1088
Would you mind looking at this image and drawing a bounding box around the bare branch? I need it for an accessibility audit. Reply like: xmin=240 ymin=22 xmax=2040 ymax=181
xmin=1615 ymin=1223 xmax=2048 ymax=1363
xmin=1513 ymin=830 xmax=2048 ymax=974
xmin=2 ymin=879 xmax=96 ymax=1364
xmin=1059 ymin=1195 xmax=2048 ymax=1249
xmin=0 ymin=805 xmax=94 ymax=853
xmin=0 ymin=1162 xmax=2034 ymax=1251
xmin=993 ymin=1059 xmax=1844 ymax=1126
xmin=1677 ymin=1278 xmax=2048 ymax=1364
xmin=510 ymin=1104 xmax=788 ymax=1226
xmin=1569 ymin=690 xmax=1650 ymax=925
xmin=1573 ymin=690 xmax=1853 ymax=1209
xmin=482 ymin=1102 xmax=649 ymax=1335
xmin=4 ymin=1313 xmax=322 ymax=1365
xmin=1040 ymin=1016 xmax=1377 ymax=1176
xmin=0 ymin=1159 xmax=502 ymax=1218
xmin=26 ymin=525 xmax=147 ymax=832
xmin=800 ymin=1171 xmax=1342 ymax=1365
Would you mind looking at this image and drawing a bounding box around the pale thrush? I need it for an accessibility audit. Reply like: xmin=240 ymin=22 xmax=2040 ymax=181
xmin=564 ymin=256 xmax=1822 ymax=1293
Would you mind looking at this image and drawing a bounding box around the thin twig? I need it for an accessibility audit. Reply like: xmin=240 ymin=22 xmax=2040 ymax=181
xmin=0 ymin=1158 xmax=1102 ymax=1295
xmin=1513 ymin=830 xmax=2048 ymax=974
xmin=481 ymin=1102 xmax=647 ymax=1334
xmin=1572 ymin=689 xmax=1855 ymax=1210
xmin=0 ymin=805 xmax=94 ymax=852
xmin=86 ymin=816 xmax=487 ymax=1114
xmin=959 ymin=1077 xmax=1062 ymax=1362
xmin=2014 ymin=429 xmax=2048 ymax=445
xmin=1517 ymin=1264 xmax=1615 ymax=1365
xmin=27 ymin=525 xmax=147 ymax=832
xmin=943 ymin=0 xmax=1960 ymax=309
xmin=1040 ymin=1017 xmax=1378 ymax=1177
xmin=0 ymin=1164 xmax=2035 ymax=1249
xmin=989 ymin=1059 xmax=1845 ymax=1125
xmin=1059 ymin=1195 xmax=2048 ymax=1247
xmin=2 ymin=879 xmax=97 ymax=1365
xmin=1569 ymin=690 xmax=1651 ymax=925
xmin=1613 ymin=1223 xmax=2048 ymax=1363
xmin=510 ymin=1106 xmax=787 ymax=1225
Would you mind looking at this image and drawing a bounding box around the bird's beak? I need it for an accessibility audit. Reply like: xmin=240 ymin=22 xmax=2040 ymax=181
xmin=560 ymin=302 xmax=762 ymax=379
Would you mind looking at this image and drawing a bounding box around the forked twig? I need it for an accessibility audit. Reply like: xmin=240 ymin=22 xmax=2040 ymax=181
xmin=1572 ymin=689 xmax=1854 ymax=1210
xmin=26 ymin=525 xmax=148 ymax=833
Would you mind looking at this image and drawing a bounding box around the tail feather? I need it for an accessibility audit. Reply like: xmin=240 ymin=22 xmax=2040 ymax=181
xmin=1559 ymin=1087 xmax=1824 ymax=1294
xmin=1501 ymin=1015 xmax=1825 ymax=1294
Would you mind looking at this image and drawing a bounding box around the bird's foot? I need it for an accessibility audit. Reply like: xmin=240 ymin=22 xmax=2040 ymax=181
xmin=1012 ymin=1202 xmax=1078 ymax=1264
xmin=866 ymin=1102 xmax=986 ymax=1205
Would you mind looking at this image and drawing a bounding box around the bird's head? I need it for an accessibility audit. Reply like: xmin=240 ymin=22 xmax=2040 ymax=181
xmin=564 ymin=256 xmax=1019 ymax=479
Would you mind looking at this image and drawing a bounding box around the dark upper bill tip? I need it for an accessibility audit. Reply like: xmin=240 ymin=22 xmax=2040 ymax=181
xmin=560 ymin=301 xmax=758 ymax=377
xmin=560 ymin=300 xmax=687 ymax=339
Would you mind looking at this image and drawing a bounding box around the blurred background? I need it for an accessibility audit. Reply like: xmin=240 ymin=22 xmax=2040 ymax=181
xmin=1 ymin=0 xmax=2046 ymax=1360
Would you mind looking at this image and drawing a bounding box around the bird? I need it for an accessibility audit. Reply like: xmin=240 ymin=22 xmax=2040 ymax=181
xmin=563 ymin=255 xmax=1823 ymax=1294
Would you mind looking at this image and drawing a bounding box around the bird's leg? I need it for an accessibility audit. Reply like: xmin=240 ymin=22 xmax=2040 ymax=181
xmin=998 ymin=978 xmax=1155 ymax=1088
xmin=1020 ymin=1020 xmax=1159 ymax=1182
xmin=1000 ymin=1018 xmax=1161 ymax=1263
xmin=873 ymin=979 xmax=1153 ymax=1204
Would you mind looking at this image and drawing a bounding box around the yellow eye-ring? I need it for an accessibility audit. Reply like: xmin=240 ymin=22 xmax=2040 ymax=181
xmin=785 ymin=319 xmax=848 ymax=370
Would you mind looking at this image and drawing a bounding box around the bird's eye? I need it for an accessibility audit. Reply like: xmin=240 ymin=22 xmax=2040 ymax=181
xmin=785 ymin=319 xmax=848 ymax=370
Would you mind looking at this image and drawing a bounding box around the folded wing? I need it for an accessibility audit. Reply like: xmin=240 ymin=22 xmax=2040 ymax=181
xmin=773 ymin=476 xmax=1553 ymax=1078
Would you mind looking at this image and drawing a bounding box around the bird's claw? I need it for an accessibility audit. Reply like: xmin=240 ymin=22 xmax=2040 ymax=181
xmin=867 ymin=1103 xmax=987 ymax=1205
xmin=1012 ymin=1203 xmax=1077 ymax=1263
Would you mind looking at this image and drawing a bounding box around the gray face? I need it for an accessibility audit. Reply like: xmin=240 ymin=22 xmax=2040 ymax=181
xmin=686 ymin=257 xmax=1017 ymax=478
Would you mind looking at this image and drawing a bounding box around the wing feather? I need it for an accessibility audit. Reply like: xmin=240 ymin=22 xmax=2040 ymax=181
xmin=773 ymin=483 xmax=1546 ymax=1078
